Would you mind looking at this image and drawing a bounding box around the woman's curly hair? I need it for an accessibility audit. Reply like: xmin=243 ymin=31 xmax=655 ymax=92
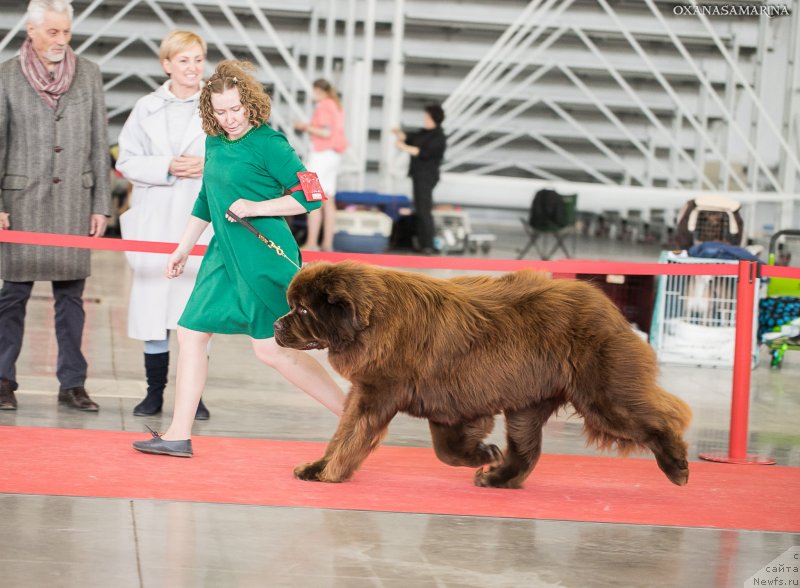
xmin=199 ymin=60 xmax=271 ymax=136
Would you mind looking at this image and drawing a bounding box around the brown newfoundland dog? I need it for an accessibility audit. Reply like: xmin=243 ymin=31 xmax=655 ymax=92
xmin=274 ymin=261 xmax=691 ymax=489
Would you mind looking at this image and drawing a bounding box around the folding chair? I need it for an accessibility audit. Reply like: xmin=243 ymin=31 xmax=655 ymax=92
xmin=517 ymin=190 xmax=577 ymax=260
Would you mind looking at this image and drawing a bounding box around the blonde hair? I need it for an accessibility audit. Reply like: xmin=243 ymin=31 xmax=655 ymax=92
xmin=313 ymin=78 xmax=342 ymax=110
xmin=159 ymin=30 xmax=207 ymax=62
xmin=199 ymin=60 xmax=271 ymax=137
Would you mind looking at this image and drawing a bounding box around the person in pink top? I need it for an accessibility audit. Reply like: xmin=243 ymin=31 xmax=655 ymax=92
xmin=294 ymin=79 xmax=347 ymax=251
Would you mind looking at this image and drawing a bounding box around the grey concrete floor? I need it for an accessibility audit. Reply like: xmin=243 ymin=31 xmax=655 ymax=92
xmin=1 ymin=222 xmax=798 ymax=587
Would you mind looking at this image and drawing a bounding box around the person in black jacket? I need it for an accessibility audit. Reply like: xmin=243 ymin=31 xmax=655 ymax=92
xmin=393 ymin=104 xmax=446 ymax=254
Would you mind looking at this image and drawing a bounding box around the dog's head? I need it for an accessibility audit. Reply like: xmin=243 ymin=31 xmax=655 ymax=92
xmin=274 ymin=261 xmax=378 ymax=352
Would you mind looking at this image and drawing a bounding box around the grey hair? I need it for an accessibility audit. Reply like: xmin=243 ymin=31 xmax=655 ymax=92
xmin=26 ymin=0 xmax=74 ymax=26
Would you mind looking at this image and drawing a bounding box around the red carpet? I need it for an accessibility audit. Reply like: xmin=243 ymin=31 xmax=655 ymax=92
xmin=1 ymin=426 xmax=797 ymax=532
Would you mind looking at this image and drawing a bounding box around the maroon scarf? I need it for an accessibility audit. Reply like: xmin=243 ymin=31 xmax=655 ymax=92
xmin=19 ymin=37 xmax=77 ymax=110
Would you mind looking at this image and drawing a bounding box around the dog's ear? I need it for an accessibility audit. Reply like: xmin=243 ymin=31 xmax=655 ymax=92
xmin=314 ymin=262 xmax=374 ymax=338
xmin=327 ymin=290 xmax=371 ymax=331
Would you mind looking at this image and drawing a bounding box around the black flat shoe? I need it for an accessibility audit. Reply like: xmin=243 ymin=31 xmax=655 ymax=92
xmin=132 ymin=426 xmax=192 ymax=457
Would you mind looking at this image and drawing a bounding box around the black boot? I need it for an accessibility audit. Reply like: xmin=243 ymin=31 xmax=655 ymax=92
xmin=195 ymin=396 xmax=210 ymax=420
xmin=134 ymin=352 xmax=168 ymax=416
xmin=194 ymin=355 xmax=211 ymax=420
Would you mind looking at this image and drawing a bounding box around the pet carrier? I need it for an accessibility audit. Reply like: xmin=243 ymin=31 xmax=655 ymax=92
xmin=761 ymin=229 xmax=800 ymax=368
xmin=432 ymin=208 xmax=496 ymax=255
xmin=650 ymin=251 xmax=759 ymax=368
xmin=673 ymin=195 xmax=744 ymax=250
xmin=332 ymin=210 xmax=394 ymax=253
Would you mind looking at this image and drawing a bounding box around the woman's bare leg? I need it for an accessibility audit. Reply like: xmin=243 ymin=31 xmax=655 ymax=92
xmin=320 ymin=197 xmax=337 ymax=251
xmin=251 ymin=337 xmax=345 ymax=415
xmin=302 ymin=209 xmax=322 ymax=251
xmin=160 ymin=327 xmax=212 ymax=440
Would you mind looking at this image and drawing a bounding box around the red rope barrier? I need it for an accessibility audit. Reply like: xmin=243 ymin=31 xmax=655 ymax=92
xmin=5 ymin=228 xmax=800 ymax=278
xmin=302 ymin=250 xmax=745 ymax=276
xmin=0 ymin=229 xmax=208 ymax=257
xmin=761 ymin=264 xmax=800 ymax=279
xmin=0 ymin=229 xmax=771 ymax=276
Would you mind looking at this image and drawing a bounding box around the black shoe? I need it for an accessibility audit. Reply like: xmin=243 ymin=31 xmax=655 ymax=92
xmin=132 ymin=426 xmax=192 ymax=457
xmin=195 ymin=397 xmax=210 ymax=420
xmin=58 ymin=386 xmax=100 ymax=412
xmin=0 ymin=379 xmax=17 ymax=410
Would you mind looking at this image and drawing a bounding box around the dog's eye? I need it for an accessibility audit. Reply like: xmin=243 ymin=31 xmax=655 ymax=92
xmin=297 ymin=307 xmax=308 ymax=315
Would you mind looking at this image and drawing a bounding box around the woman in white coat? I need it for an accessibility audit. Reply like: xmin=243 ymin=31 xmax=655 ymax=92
xmin=116 ymin=30 xmax=211 ymax=419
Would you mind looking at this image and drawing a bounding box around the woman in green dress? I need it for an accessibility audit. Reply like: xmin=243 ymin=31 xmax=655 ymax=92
xmin=133 ymin=60 xmax=346 ymax=457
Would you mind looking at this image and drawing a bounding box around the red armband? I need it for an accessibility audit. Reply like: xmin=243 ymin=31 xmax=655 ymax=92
xmin=291 ymin=171 xmax=327 ymax=202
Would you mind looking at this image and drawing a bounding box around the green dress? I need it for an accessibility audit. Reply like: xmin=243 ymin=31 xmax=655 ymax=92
xmin=178 ymin=124 xmax=321 ymax=339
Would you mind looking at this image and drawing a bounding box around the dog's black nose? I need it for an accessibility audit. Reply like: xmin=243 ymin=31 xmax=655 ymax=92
xmin=273 ymin=319 xmax=285 ymax=333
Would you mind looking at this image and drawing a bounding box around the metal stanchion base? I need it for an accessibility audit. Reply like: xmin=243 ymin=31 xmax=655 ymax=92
xmin=698 ymin=452 xmax=776 ymax=465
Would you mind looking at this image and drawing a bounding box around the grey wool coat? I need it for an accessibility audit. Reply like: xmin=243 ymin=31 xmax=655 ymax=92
xmin=0 ymin=55 xmax=111 ymax=281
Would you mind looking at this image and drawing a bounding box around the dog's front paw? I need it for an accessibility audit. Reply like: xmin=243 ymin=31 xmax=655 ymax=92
xmin=293 ymin=460 xmax=327 ymax=482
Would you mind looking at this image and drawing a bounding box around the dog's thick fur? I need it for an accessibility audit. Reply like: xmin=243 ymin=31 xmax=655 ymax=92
xmin=274 ymin=261 xmax=691 ymax=488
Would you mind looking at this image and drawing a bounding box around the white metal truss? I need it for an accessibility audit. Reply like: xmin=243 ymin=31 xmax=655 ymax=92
xmin=440 ymin=0 xmax=799 ymax=227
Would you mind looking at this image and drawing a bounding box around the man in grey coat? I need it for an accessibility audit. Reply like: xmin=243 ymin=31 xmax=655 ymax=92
xmin=0 ymin=0 xmax=111 ymax=411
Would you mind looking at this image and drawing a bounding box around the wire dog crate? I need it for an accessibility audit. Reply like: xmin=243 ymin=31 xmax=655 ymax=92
xmin=649 ymin=252 xmax=759 ymax=368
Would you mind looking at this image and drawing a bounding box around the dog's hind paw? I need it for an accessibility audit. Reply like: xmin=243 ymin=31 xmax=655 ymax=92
xmin=655 ymin=455 xmax=690 ymax=486
xmin=667 ymin=465 xmax=689 ymax=486
xmin=294 ymin=461 xmax=327 ymax=482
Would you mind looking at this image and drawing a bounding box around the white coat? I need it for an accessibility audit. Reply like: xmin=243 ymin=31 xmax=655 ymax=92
xmin=116 ymin=81 xmax=212 ymax=341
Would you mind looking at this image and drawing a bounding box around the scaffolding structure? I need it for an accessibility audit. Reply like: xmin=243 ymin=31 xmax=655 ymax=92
xmin=1 ymin=0 xmax=798 ymax=227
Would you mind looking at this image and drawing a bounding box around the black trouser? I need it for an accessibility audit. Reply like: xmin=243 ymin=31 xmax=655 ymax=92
xmin=0 ymin=279 xmax=88 ymax=389
xmin=412 ymin=176 xmax=437 ymax=250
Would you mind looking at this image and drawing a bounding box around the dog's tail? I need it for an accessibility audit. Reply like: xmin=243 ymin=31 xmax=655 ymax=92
xmin=581 ymin=387 xmax=692 ymax=456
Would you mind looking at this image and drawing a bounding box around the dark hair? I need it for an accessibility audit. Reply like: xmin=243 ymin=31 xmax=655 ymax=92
xmin=424 ymin=104 xmax=445 ymax=127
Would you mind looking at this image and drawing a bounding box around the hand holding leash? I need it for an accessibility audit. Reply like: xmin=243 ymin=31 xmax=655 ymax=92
xmin=226 ymin=198 xmax=260 ymax=222
xmin=226 ymin=208 xmax=301 ymax=270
